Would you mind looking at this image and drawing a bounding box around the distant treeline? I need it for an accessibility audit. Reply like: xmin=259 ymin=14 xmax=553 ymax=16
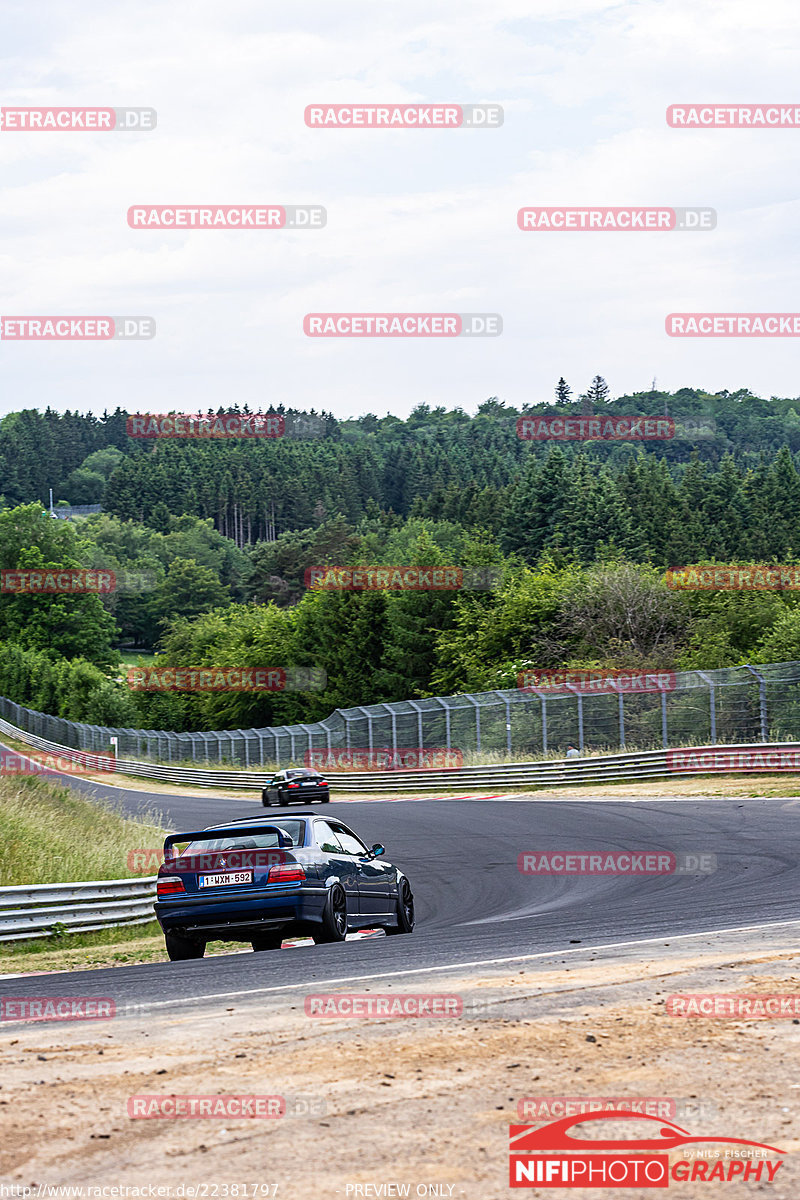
xmin=3 ymin=388 xmax=800 ymax=547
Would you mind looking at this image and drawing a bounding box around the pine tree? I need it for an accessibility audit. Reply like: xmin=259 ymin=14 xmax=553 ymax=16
xmin=580 ymin=375 xmax=611 ymax=413
xmin=555 ymin=378 xmax=572 ymax=405
xmin=501 ymin=448 xmax=571 ymax=560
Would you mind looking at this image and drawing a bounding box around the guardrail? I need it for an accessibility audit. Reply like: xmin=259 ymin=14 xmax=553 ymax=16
xmin=0 ymin=712 xmax=796 ymax=793
xmin=0 ymin=877 xmax=157 ymax=942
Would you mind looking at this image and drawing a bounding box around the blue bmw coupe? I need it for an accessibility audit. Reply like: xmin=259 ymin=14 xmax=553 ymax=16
xmin=155 ymin=812 xmax=414 ymax=960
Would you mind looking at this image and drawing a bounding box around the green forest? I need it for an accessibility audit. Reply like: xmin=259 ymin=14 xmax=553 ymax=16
xmin=3 ymin=383 xmax=800 ymax=732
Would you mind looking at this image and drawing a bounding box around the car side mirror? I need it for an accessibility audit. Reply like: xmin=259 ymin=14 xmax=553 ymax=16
xmin=371 ymin=843 xmax=385 ymax=857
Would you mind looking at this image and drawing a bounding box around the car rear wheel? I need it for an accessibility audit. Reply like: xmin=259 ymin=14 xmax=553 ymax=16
xmin=313 ymin=884 xmax=348 ymax=943
xmin=321 ymin=794 xmax=330 ymax=803
xmin=165 ymin=931 xmax=205 ymax=961
xmin=386 ymin=879 xmax=414 ymax=935
xmin=251 ymin=934 xmax=283 ymax=951
xmin=279 ymin=794 xmax=289 ymax=806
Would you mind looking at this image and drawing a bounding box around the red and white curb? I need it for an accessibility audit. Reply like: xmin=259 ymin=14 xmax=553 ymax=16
xmin=336 ymin=792 xmax=508 ymax=803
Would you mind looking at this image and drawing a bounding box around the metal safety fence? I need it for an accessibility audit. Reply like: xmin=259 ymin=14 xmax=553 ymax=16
xmin=0 ymin=660 xmax=799 ymax=767
xmin=0 ymin=877 xmax=157 ymax=942
xmin=0 ymin=714 xmax=796 ymax=791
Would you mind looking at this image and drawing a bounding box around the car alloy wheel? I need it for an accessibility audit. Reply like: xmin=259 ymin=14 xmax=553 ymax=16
xmin=313 ymin=884 xmax=348 ymax=943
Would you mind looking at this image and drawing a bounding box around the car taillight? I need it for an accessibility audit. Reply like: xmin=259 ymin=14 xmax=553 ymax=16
xmin=287 ymin=782 xmax=300 ymax=789
xmin=268 ymin=863 xmax=306 ymax=883
xmin=157 ymin=875 xmax=186 ymax=897
xmin=317 ymin=780 xmax=328 ymax=787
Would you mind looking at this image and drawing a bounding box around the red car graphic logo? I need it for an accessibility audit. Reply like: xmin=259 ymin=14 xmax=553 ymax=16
xmin=510 ymin=1110 xmax=785 ymax=1154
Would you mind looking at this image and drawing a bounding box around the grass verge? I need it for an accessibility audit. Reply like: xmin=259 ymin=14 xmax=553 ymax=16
xmin=0 ymin=923 xmax=242 ymax=975
xmin=0 ymin=773 xmax=170 ymax=967
xmin=0 ymin=773 xmax=165 ymax=885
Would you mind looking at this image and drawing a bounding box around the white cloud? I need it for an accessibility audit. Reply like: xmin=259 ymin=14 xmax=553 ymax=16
xmin=1 ymin=0 xmax=799 ymax=416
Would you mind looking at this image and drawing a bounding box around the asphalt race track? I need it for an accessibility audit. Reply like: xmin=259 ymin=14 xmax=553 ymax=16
xmin=2 ymin=760 xmax=800 ymax=1012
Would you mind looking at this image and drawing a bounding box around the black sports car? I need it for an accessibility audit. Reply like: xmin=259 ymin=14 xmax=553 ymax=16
xmin=155 ymin=812 xmax=415 ymax=960
xmin=262 ymin=767 xmax=329 ymax=806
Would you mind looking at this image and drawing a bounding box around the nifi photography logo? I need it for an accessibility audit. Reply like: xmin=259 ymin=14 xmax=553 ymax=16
xmin=508 ymin=1111 xmax=786 ymax=1188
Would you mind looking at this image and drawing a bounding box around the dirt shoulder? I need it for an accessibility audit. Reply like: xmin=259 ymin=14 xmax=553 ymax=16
xmin=2 ymin=925 xmax=798 ymax=1198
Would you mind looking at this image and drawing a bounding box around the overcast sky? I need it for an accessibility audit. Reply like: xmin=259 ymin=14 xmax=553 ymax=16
xmin=1 ymin=0 xmax=798 ymax=419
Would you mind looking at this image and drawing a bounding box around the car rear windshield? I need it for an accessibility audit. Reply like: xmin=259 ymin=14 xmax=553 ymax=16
xmin=172 ymin=821 xmax=306 ymax=856
xmin=286 ymin=769 xmax=319 ymax=779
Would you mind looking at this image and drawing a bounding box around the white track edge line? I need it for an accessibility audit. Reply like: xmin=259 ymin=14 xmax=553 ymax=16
xmin=132 ymin=918 xmax=800 ymax=1011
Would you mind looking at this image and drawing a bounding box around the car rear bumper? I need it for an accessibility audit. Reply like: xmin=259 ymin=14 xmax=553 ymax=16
xmin=155 ymin=885 xmax=328 ymax=938
xmin=263 ymin=789 xmax=329 ymax=804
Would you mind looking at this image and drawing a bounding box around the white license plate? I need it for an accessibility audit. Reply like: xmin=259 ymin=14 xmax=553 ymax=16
xmin=199 ymin=871 xmax=253 ymax=888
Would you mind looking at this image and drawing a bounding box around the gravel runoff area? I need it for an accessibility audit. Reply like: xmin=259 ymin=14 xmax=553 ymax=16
xmin=1 ymin=923 xmax=798 ymax=1198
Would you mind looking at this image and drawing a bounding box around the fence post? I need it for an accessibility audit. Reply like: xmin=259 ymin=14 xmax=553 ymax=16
xmin=300 ymin=724 xmax=315 ymax=763
xmin=436 ymin=699 xmax=452 ymax=751
xmin=617 ymin=688 xmax=625 ymax=749
xmin=356 ymin=707 xmax=373 ymax=752
xmin=566 ymin=685 xmax=584 ymax=751
xmin=697 ymin=671 xmax=716 ymax=745
xmin=408 ymin=700 xmax=424 ymax=749
xmin=661 ymin=689 xmax=668 ymax=748
xmin=465 ymin=696 xmax=481 ymax=753
xmin=744 ymin=665 xmax=768 ymax=741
